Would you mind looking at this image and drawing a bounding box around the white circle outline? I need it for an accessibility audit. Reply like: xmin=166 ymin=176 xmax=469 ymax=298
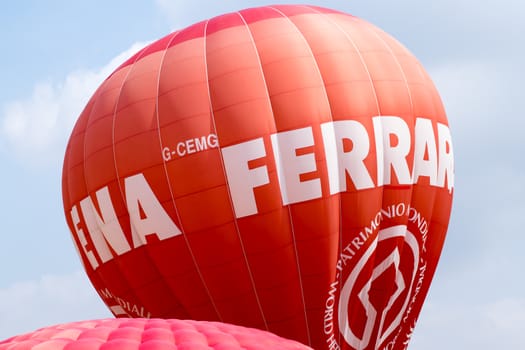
xmin=338 ymin=225 xmax=420 ymax=349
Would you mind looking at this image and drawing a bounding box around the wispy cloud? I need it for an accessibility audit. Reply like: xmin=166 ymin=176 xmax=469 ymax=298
xmin=0 ymin=42 xmax=148 ymax=168
xmin=0 ymin=270 xmax=110 ymax=340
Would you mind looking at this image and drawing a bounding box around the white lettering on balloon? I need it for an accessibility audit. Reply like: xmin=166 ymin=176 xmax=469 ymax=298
xmin=221 ymin=116 xmax=454 ymax=219
xmin=70 ymin=173 xmax=182 ymax=270
xmin=67 ymin=116 xmax=452 ymax=272
xmin=162 ymin=133 xmax=219 ymax=161
xmin=99 ymin=287 xmax=152 ymax=318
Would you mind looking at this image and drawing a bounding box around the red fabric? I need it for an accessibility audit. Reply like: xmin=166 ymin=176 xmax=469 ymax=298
xmin=62 ymin=6 xmax=453 ymax=350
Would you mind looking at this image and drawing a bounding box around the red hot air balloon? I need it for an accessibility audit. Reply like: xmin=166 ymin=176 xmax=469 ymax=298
xmin=0 ymin=318 xmax=313 ymax=349
xmin=62 ymin=5 xmax=454 ymax=350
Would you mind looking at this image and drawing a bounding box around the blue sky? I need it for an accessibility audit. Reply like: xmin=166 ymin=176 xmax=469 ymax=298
xmin=1 ymin=1 xmax=524 ymax=348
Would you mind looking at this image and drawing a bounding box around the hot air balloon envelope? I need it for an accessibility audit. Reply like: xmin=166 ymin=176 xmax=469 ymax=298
xmin=62 ymin=5 xmax=454 ymax=350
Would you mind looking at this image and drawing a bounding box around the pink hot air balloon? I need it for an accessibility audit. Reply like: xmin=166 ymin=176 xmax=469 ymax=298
xmin=62 ymin=4 xmax=454 ymax=350
xmin=0 ymin=318 xmax=313 ymax=350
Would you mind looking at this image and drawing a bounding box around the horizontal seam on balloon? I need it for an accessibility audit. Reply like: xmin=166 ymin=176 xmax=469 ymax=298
xmin=266 ymin=84 xmax=334 ymax=100
xmin=260 ymin=53 xmax=324 ymax=67
xmin=156 ymin=112 xmax=214 ymax=127
xmin=205 ymin=40 xmax=257 ymax=55
xmin=110 ymin=127 xmax=167 ymax=144
xmin=206 ymin=64 xmax=267 ymax=81
xmin=157 ymin=81 xmax=210 ymax=97
xmin=112 ymin=97 xmax=158 ymax=115
xmin=204 ymin=96 xmax=273 ymax=114
xmin=85 ymin=113 xmax=118 ymax=128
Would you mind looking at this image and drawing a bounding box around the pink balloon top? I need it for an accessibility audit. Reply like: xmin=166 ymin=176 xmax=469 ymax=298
xmin=0 ymin=318 xmax=313 ymax=350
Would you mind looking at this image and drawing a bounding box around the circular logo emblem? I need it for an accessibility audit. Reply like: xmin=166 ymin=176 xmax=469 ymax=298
xmin=324 ymin=208 xmax=428 ymax=350
xmin=339 ymin=226 xmax=419 ymax=349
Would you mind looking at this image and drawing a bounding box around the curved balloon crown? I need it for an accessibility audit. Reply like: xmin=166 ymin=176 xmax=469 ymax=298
xmin=0 ymin=318 xmax=313 ymax=349
xmin=62 ymin=5 xmax=454 ymax=350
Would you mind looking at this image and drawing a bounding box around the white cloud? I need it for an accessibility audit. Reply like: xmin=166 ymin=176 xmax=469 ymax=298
xmin=0 ymin=42 xmax=148 ymax=168
xmin=0 ymin=270 xmax=111 ymax=341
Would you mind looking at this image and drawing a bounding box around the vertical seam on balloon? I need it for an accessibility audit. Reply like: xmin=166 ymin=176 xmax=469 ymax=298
xmin=111 ymin=46 xmax=147 ymax=223
xmin=420 ymin=69 xmax=444 ymax=262
xmin=367 ymin=22 xmax=417 ymax=195
xmin=369 ymin=31 xmax=446 ymax=277
xmin=366 ymin=27 xmax=421 ymax=341
xmin=109 ymin=45 xmax=187 ymax=319
xmin=111 ymin=45 xmax=150 ymax=317
xmin=269 ymin=5 xmax=350 ymax=346
xmin=202 ymin=15 xmax=268 ymax=329
xmin=236 ymin=9 xmax=311 ymax=335
xmin=293 ymin=7 xmax=345 ymax=347
xmin=154 ymin=29 xmax=222 ymax=321
xmin=81 ymin=44 xmax=147 ymax=318
xmin=304 ymin=9 xmax=386 ymax=349
xmin=359 ymin=19 xmax=430 ymax=347
xmin=309 ymin=12 xmax=382 ymax=113
xmin=75 ymin=88 xmax=102 ymax=276
xmin=267 ymin=8 xmax=312 ymax=343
